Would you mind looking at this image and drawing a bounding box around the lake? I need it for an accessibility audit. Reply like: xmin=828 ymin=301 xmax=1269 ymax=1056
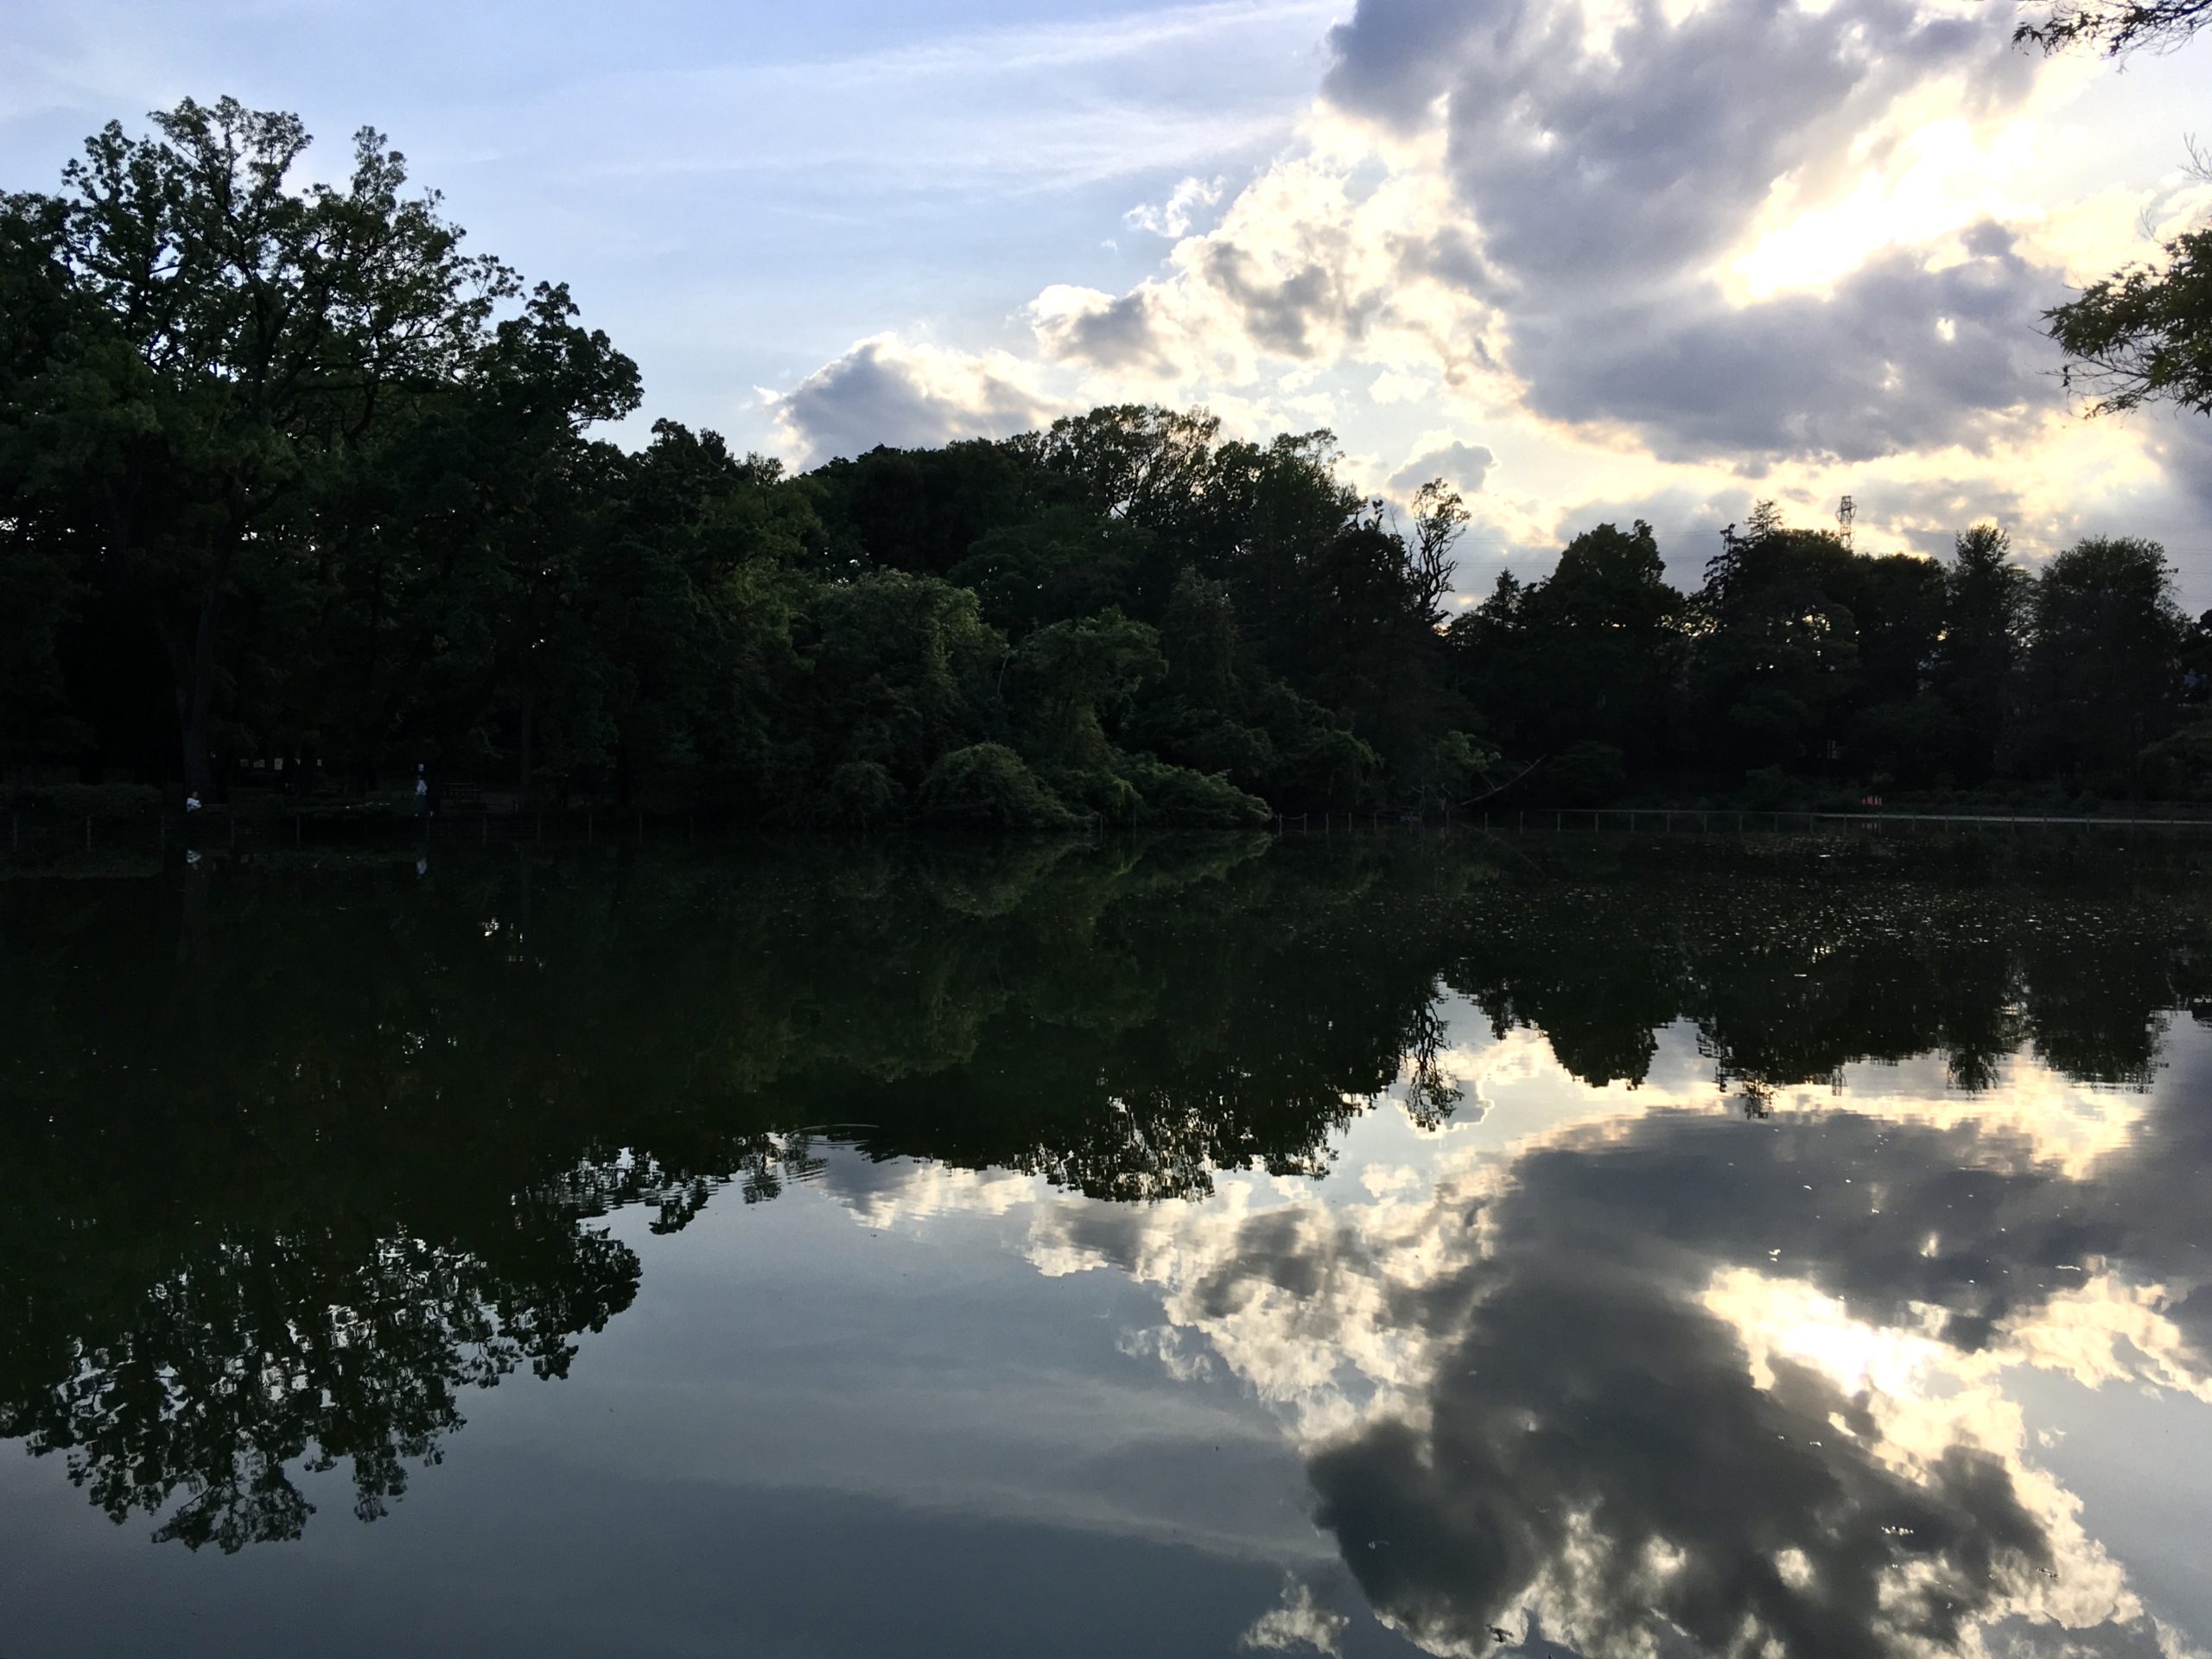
xmin=3 ymin=831 xmax=2209 ymax=1658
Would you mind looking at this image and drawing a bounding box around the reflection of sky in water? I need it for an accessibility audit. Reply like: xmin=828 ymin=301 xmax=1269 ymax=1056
xmin=3 ymin=995 xmax=2209 ymax=1656
xmin=811 ymin=1009 xmax=2212 ymax=1659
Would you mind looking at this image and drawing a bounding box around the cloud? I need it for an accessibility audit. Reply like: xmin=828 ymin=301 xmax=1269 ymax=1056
xmin=1002 ymin=1008 xmax=2212 ymax=1659
xmin=1192 ymin=237 xmax=1375 ymax=360
xmin=772 ymin=335 xmax=1058 ymax=465
xmin=1128 ymin=175 xmax=1227 ymax=238
xmin=991 ymin=0 xmax=2090 ymax=492
xmin=1366 ymin=367 xmax=1436 ymax=405
xmin=1237 ymin=1576 xmax=1349 ymax=1656
xmin=1389 ymin=438 xmax=1495 ymax=497
xmin=767 ymin=0 xmax=2212 ymax=601
xmin=1323 ymin=0 xmax=2031 ymax=300
xmin=1025 ymin=152 xmax=1499 ymax=406
xmin=1512 ymin=224 xmax=2062 ymax=463
xmin=551 ymin=0 xmax=1341 ymax=194
xmin=1029 ymin=284 xmax=1187 ymax=378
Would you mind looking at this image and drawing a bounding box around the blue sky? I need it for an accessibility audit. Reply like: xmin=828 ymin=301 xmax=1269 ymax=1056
xmin=6 ymin=0 xmax=2211 ymax=600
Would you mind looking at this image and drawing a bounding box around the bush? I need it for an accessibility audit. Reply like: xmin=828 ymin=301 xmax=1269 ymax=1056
xmin=2139 ymin=721 xmax=2212 ymax=801
xmin=916 ymin=745 xmax=1079 ymax=830
xmin=1743 ymin=765 xmax=1793 ymax=810
xmin=1043 ymin=764 xmax=1144 ymax=825
xmin=1541 ymin=742 xmax=1629 ymax=807
xmin=827 ymin=759 xmax=900 ymax=824
xmin=1122 ymin=756 xmax=1271 ymax=828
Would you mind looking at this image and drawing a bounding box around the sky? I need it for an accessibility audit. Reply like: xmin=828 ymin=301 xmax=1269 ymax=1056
xmin=5 ymin=0 xmax=2210 ymax=602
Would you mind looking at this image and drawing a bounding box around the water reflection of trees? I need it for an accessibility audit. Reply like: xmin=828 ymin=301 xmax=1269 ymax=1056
xmin=0 ymin=836 xmax=2207 ymax=1552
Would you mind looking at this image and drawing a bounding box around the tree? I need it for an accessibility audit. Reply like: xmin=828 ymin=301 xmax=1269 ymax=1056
xmin=2019 ymin=0 xmax=2212 ymax=420
xmin=1516 ymin=520 xmax=1686 ymax=769
xmin=916 ymin=742 xmax=1077 ymax=829
xmin=319 ymin=281 xmax=640 ymax=796
xmin=2020 ymin=536 xmax=2190 ymax=784
xmin=1009 ymin=611 xmax=1166 ymax=819
xmin=1689 ymin=505 xmax=1865 ymax=774
xmin=1933 ymin=524 xmax=2031 ymax=779
xmin=947 ymin=506 xmax=1142 ymax=639
xmin=0 ymin=196 xmax=86 ymax=760
xmin=1407 ymin=478 xmax=1469 ymax=627
xmin=2015 ymin=0 xmax=2210 ymax=56
xmin=2 ymin=98 xmax=544 ymax=796
xmin=2045 ymin=220 xmax=2212 ymax=417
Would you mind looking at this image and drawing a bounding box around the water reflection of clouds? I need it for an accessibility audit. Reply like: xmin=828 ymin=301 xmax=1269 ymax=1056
xmin=1406 ymin=1016 xmax=2156 ymax=1183
xmin=810 ymin=1155 xmax=1043 ymax=1228
xmin=809 ymin=1019 xmax=2212 ymax=1659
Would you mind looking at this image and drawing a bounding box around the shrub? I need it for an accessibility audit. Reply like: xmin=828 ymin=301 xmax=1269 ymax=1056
xmin=1542 ymin=742 xmax=1629 ymax=807
xmin=916 ymin=745 xmax=1079 ymax=830
xmin=1122 ymin=755 xmax=1270 ymax=828
xmin=827 ymin=760 xmax=900 ymax=824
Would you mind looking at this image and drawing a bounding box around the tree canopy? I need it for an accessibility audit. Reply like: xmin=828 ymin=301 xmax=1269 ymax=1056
xmin=6 ymin=98 xmax=2212 ymax=817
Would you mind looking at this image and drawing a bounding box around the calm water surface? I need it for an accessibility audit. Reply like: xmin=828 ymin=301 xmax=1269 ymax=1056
xmin=3 ymin=835 xmax=2209 ymax=1657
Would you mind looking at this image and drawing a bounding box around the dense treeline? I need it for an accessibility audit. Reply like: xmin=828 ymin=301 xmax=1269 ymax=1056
xmin=1459 ymin=509 xmax=2212 ymax=804
xmin=6 ymin=99 xmax=2212 ymax=821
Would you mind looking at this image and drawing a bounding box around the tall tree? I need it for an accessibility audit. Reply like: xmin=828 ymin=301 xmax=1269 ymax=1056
xmin=0 ymin=195 xmax=86 ymax=760
xmin=4 ymin=98 xmax=522 ymax=794
xmin=1519 ymin=520 xmax=1686 ymax=768
xmin=1689 ymin=505 xmax=1865 ymax=774
xmin=2020 ymin=536 xmax=2190 ymax=784
xmin=1934 ymin=524 xmax=2031 ymax=779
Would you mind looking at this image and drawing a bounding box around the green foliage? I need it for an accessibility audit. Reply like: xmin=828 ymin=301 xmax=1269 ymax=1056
xmin=5 ymin=99 xmax=2207 ymax=823
xmin=2138 ymin=718 xmax=2212 ymax=799
xmin=2047 ymin=225 xmax=2212 ymax=417
xmin=2018 ymin=536 xmax=2190 ymax=786
xmin=1455 ymin=519 xmax=1684 ymax=771
xmin=1540 ymin=741 xmax=1630 ymax=807
xmin=1743 ymin=765 xmax=1795 ymax=810
xmin=827 ymin=759 xmax=901 ymax=824
xmin=917 ymin=744 xmax=1078 ymax=830
xmin=1117 ymin=753 xmax=1271 ymax=827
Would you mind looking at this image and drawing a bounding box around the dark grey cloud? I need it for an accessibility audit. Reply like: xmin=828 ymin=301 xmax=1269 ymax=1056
xmin=1193 ymin=242 xmax=1365 ymax=360
xmin=1322 ymin=0 xmax=1490 ymax=131
xmin=1514 ymin=228 xmax=2062 ymax=462
xmin=1389 ymin=440 xmax=1495 ymax=497
xmin=1038 ymin=289 xmax=1181 ymax=375
xmin=777 ymin=338 xmax=1052 ymax=465
xmin=1315 ymin=0 xmax=2056 ymax=465
xmin=1326 ymin=0 xmax=2028 ymax=301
